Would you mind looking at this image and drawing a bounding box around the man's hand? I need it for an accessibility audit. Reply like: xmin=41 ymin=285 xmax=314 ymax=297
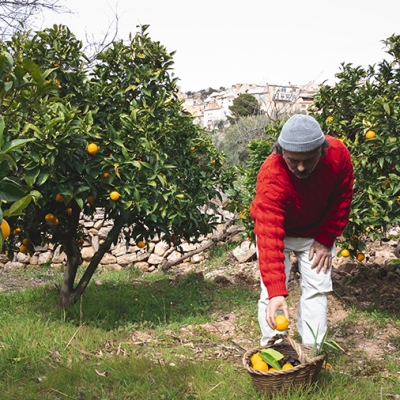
xmin=309 ymin=240 xmax=332 ymax=274
xmin=266 ymin=296 xmax=289 ymax=330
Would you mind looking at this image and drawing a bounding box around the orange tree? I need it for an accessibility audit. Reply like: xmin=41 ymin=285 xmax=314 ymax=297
xmin=1 ymin=25 xmax=229 ymax=307
xmin=309 ymin=34 xmax=400 ymax=256
xmin=237 ymin=34 xmax=400 ymax=255
xmin=235 ymin=33 xmax=400 ymax=256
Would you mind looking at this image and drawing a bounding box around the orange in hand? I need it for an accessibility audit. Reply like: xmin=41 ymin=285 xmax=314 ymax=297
xmin=275 ymin=315 xmax=289 ymax=331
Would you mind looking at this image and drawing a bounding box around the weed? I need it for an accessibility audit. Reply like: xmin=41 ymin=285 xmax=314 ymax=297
xmin=305 ymin=322 xmax=344 ymax=358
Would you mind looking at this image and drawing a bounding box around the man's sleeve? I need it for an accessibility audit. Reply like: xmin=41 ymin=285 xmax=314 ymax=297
xmin=250 ymin=162 xmax=289 ymax=298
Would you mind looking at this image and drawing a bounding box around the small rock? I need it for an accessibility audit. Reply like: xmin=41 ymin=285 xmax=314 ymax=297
xmin=148 ymin=254 xmax=164 ymax=265
xmin=232 ymin=241 xmax=257 ymax=263
xmin=100 ymin=253 xmax=117 ymax=265
xmin=134 ymin=261 xmax=149 ymax=271
xmin=81 ymin=246 xmax=95 ymax=261
xmin=98 ymin=226 xmax=112 ymax=239
xmin=117 ymin=253 xmax=137 ymax=265
xmin=154 ymin=241 xmax=170 ymax=256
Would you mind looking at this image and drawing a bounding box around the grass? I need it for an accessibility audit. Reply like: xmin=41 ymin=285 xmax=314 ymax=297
xmin=0 ymin=258 xmax=399 ymax=399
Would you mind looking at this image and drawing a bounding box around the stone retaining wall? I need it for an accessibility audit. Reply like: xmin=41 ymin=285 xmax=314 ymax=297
xmin=0 ymin=208 xmax=251 ymax=271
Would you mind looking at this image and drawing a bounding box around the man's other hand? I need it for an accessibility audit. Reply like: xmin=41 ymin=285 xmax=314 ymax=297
xmin=309 ymin=240 xmax=332 ymax=274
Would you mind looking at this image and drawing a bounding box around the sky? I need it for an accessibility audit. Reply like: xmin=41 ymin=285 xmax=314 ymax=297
xmin=39 ymin=0 xmax=400 ymax=92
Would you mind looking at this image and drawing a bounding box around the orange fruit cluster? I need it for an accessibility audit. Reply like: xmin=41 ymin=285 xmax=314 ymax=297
xmin=250 ymin=352 xmax=294 ymax=372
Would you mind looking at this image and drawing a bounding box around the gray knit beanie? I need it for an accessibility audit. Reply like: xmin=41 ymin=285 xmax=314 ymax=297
xmin=278 ymin=114 xmax=325 ymax=152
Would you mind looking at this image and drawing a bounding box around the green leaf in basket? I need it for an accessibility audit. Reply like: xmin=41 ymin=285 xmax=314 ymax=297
xmin=260 ymin=348 xmax=284 ymax=361
xmin=259 ymin=351 xmax=282 ymax=371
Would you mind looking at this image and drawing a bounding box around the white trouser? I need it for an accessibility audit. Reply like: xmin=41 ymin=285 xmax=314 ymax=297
xmin=258 ymin=237 xmax=334 ymax=346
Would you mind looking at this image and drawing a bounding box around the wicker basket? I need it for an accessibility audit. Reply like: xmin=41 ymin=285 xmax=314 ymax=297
xmin=243 ymin=334 xmax=325 ymax=396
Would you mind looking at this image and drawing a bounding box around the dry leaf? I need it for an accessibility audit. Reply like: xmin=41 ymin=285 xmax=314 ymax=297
xmin=95 ymin=369 xmax=110 ymax=377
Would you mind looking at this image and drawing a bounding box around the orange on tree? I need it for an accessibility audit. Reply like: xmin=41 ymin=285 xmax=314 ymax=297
xmin=14 ymin=227 xmax=22 ymax=235
xmin=137 ymin=240 xmax=145 ymax=248
xmin=341 ymin=249 xmax=350 ymax=257
xmin=109 ymin=191 xmax=120 ymax=201
xmin=365 ymin=130 xmax=376 ymax=139
xmin=87 ymin=143 xmax=99 ymax=155
xmin=356 ymin=253 xmax=365 ymax=261
xmin=87 ymin=195 xmax=95 ymax=205
xmin=55 ymin=193 xmax=64 ymax=202
xmin=0 ymin=219 xmax=10 ymax=240
xmin=67 ymin=208 xmax=73 ymax=216
xmin=45 ymin=213 xmax=55 ymax=223
xmin=190 ymin=146 xmax=195 ymax=151
xmin=22 ymin=238 xmax=31 ymax=246
xmin=275 ymin=314 xmax=289 ymax=331
xmin=19 ymin=245 xmax=29 ymax=254
xmin=103 ymin=172 xmax=110 ymax=178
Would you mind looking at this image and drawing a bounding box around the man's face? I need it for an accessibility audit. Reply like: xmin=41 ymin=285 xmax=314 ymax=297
xmin=282 ymin=148 xmax=322 ymax=178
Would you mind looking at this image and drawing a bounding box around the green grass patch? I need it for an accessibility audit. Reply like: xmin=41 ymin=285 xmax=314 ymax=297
xmin=0 ymin=263 xmax=399 ymax=399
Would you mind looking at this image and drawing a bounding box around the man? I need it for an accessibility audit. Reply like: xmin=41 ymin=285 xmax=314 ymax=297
xmin=250 ymin=114 xmax=353 ymax=346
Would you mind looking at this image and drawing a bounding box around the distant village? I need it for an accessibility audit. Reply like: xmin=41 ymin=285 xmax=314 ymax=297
xmin=178 ymin=81 xmax=320 ymax=130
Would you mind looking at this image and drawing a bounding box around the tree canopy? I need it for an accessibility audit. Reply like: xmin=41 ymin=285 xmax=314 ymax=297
xmin=228 ymin=93 xmax=260 ymax=123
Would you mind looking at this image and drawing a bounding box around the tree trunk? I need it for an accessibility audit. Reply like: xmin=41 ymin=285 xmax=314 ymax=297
xmin=58 ymin=209 xmax=127 ymax=308
xmin=58 ymin=247 xmax=81 ymax=308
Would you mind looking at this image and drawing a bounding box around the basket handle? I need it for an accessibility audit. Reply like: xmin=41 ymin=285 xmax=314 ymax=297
xmin=265 ymin=334 xmax=287 ymax=347
xmin=266 ymin=334 xmax=309 ymax=363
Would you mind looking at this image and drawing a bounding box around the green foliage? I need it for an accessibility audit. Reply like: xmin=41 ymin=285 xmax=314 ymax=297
xmin=228 ymin=120 xmax=283 ymax=239
xmin=0 ymin=113 xmax=34 ymax=250
xmin=215 ymin=114 xmax=272 ymax=167
xmin=310 ymin=34 xmax=400 ymax=254
xmin=0 ymin=24 xmax=233 ymax=304
xmin=228 ymin=93 xmax=260 ymax=123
